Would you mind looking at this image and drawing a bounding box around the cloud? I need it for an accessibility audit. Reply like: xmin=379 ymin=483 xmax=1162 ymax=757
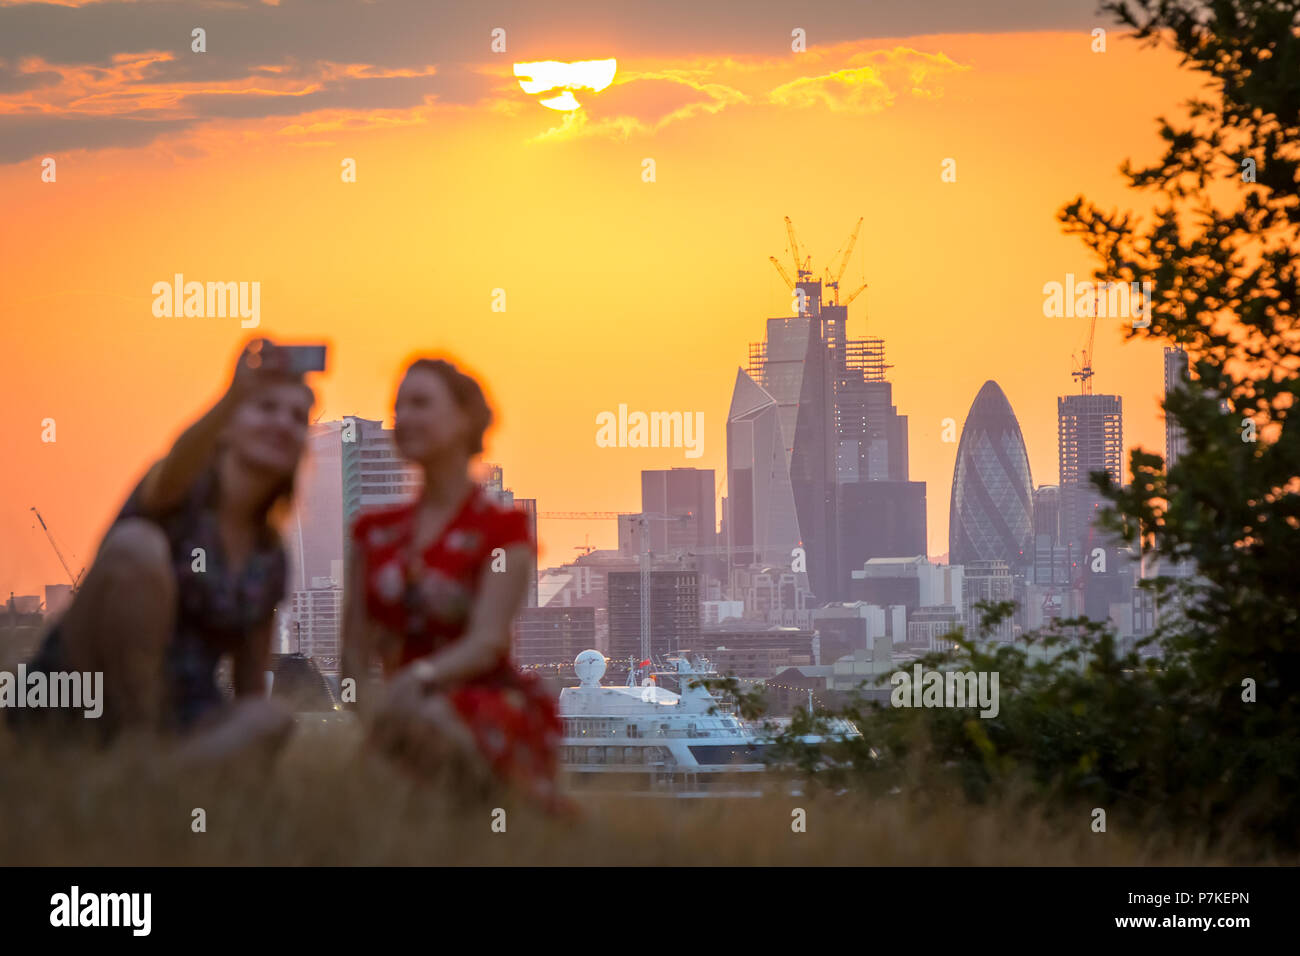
xmin=0 ymin=0 xmax=1087 ymax=162
xmin=768 ymin=48 xmax=969 ymax=113
xmin=0 ymin=110 xmax=194 ymax=163
xmin=528 ymin=46 xmax=967 ymax=142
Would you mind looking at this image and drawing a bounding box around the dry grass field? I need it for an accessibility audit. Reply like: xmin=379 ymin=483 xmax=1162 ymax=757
xmin=0 ymin=714 xmax=1251 ymax=866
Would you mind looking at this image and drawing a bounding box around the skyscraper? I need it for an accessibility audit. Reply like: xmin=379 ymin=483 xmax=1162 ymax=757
xmin=1164 ymin=346 xmax=1190 ymax=469
xmin=1056 ymin=393 xmax=1123 ymax=556
xmin=287 ymin=421 xmax=344 ymax=592
xmin=949 ymin=381 xmax=1035 ymax=570
xmin=745 ymin=307 xmax=836 ymax=600
xmin=341 ymin=417 xmax=421 ymax=530
xmin=737 ymin=270 xmax=923 ymax=603
xmin=725 ymin=367 xmax=802 ymax=569
xmin=607 ymin=565 xmax=700 ymax=664
xmin=640 ymin=468 xmax=716 ymax=554
xmin=481 ymin=463 xmax=539 ymax=608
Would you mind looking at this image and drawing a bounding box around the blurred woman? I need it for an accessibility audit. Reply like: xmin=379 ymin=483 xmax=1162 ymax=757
xmin=11 ymin=339 xmax=313 ymax=763
xmin=342 ymin=358 xmax=568 ymax=813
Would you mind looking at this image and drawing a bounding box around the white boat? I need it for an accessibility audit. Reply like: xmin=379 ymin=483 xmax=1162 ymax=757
xmin=558 ymin=650 xmax=767 ymax=796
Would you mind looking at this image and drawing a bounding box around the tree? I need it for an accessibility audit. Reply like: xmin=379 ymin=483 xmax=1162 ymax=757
xmin=758 ymin=1 xmax=1300 ymax=856
xmin=1058 ymin=0 xmax=1299 ymax=850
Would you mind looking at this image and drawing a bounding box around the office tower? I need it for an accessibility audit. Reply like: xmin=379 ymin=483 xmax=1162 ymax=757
xmin=341 ymin=417 xmax=421 ymax=531
xmin=744 ymin=309 xmax=836 ymax=600
xmin=907 ymin=606 xmax=963 ymax=652
xmin=1030 ymin=485 xmax=1070 ymax=585
xmin=289 ymin=578 xmax=343 ymax=668
xmin=515 ymin=605 xmax=597 ymax=671
xmin=949 ymin=381 xmax=1035 ymax=571
xmin=836 ymin=480 xmax=927 ymax=595
xmin=1032 ymin=485 xmax=1061 ymax=545
xmin=963 ymin=559 xmax=1015 ymax=642
xmin=288 ymin=421 xmax=344 ymax=593
xmin=1164 ymin=346 xmax=1190 ymax=469
xmin=481 ymin=463 xmax=539 ymax=607
xmin=725 ymin=368 xmax=803 ymax=569
xmin=738 ymin=263 xmax=924 ymax=603
xmin=640 ymin=468 xmax=717 ymax=554
xmin=1057 ymin=393 xmax=1123 ymax=556
xmin=607 ymin=564 xmax=701 ymax=664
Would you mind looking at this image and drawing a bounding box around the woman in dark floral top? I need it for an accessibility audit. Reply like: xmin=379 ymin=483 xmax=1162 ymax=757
xmin=11 ymin=339 xmax=314 ymax=762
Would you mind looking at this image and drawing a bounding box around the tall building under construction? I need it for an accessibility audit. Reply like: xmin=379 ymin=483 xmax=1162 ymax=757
xmin=727 ymin=219 xmax=925 ymax=604
xmin=1057 ymin=393 xmax=1123 ymax=556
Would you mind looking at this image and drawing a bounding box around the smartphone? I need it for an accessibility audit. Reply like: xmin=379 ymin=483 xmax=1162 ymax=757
xmin=281 ymin=344 xmax=327 ymax=374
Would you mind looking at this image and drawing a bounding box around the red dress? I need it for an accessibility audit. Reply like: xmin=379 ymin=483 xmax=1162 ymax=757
xmin=351 ymin=485 xmax=565 ymax=810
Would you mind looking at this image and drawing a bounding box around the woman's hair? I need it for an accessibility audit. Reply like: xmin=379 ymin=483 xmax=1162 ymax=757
xmin=217 ymin=376 xmax=314 ymax=533
xmin=405 ymin=358 xmax=493 ymax=456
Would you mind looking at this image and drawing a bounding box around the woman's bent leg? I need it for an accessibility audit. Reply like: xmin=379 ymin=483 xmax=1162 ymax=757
xmin=56 ymin=518 xmax=176 ymax=733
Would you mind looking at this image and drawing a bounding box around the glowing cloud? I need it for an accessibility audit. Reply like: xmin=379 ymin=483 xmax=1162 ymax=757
xmin=513 ymin=59 xmax=617 ymax=111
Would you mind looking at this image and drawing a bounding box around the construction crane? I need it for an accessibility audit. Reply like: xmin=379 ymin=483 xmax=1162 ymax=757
xmin=768 ymin=256 xmax=797 ymax=290
xmin=823 ymin=217 xmax=864 ymax=305
xmin=784 ymin=216 xmax=814 ymax=282
xmin=538 ymin=512 xmax=623 ymax=519
xmin=1071 ymin=289 xmax=1099 ymax=395
xmin=769 ymin=217 xmax=869 ymax=307
xmin=30 ymin=507 xmax=84 ymax=592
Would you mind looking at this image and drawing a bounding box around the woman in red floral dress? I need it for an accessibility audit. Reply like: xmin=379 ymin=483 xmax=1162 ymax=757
xmin=341 ymin=358 xmax=568 ymax=813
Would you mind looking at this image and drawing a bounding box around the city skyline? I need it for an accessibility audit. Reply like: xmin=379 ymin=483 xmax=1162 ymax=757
xmin=1 ymin=24 xmax=1193 ymax=599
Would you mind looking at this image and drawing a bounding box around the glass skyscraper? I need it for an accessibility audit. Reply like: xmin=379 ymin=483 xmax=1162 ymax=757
xmin=949 ymin=381 xmax=1035 ymax=569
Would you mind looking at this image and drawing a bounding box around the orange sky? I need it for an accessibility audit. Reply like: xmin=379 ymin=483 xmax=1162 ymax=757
xmin=0 ymin=26 xmax=1199 ymax=597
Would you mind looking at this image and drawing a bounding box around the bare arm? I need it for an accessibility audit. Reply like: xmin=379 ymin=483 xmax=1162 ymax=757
xmin=137 ymin=393 xmax=243 ymax=515
xmin=138 ymin=338 xmax=289 ymax=515
xmin=404 ymin=543 xmax=531 ymax=689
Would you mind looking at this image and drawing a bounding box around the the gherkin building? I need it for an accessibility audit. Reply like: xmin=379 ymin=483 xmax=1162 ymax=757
xmin=949 ymin=381 xmax=1034 ymax=568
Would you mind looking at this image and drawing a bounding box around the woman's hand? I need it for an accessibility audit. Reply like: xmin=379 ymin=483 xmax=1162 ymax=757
xmin=383 ymin=659 xmax=439 ymax=714
xmin=226 ymin=338 xmax=290 ymax=404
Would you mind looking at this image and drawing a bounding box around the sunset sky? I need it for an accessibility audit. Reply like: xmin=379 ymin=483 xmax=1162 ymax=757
xmin=0 ymin=0 xmax=1201 ymax=597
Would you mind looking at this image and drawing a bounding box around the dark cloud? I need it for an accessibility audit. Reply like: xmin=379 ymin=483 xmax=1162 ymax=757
xmin=178 ymin=72 xmax=446 ymax=119
xmin=0 ymin=111 xmax=195 ymax=164
xmin=0 ymin=58 xmax=60 ymax=93
xmin=0 ymin=0 xmax=1104 ymax=163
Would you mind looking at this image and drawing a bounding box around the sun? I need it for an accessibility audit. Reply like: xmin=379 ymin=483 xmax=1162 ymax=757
xmin=513 ymin=59 xmax=617 ymax=111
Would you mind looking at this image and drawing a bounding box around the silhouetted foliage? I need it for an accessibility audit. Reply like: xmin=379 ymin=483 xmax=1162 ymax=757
xmin=738 ymin=0 xmax=1300 ymax=856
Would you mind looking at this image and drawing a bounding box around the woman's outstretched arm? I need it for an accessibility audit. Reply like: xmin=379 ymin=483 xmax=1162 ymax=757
xmin=137 ymin=338 xmax=287 ymax=515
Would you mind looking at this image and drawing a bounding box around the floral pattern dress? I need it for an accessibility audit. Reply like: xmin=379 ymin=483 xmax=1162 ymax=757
xmin=351 ymin=485 xmax=565 ymax=810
